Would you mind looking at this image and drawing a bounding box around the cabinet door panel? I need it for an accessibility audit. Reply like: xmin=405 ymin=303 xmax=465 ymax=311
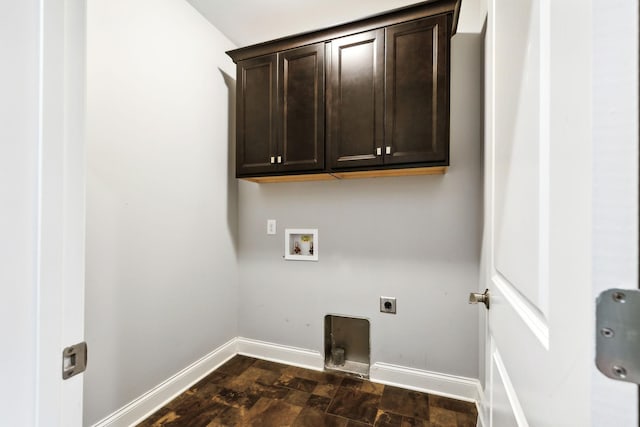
xmin=237 ymin=54 xmax=277 ymax=176
xmin=279 ymin=43 xmax=325 ymax=172
xmin=385 ymin=15 xmax=449 ymax=165
xmin=329 ymin=30 xmax=384 ymax=169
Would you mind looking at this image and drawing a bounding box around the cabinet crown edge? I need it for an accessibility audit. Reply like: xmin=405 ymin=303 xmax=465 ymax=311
xmin=226 ymin=0 xmax=460 ymax=63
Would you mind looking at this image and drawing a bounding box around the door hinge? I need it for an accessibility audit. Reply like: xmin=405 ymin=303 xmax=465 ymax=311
xmin=62 ymin=341 xmax=87 ymax=380
xmin=595 ymin=289 xmax=640 ymax=384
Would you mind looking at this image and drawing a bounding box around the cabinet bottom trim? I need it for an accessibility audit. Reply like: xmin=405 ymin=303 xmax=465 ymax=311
xmin=332 ymin=166 xmax=447 ymax=179
xmin=241 ymin=166 xmax=447 ymax=183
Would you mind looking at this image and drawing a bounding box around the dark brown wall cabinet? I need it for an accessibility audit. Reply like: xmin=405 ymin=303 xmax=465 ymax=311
xmin=328 ymin=29 xmax=385 ymax=170
xmin=236 ymin=44 xmax=324 ymax=176
xmin=384 ymin=15 xmax=449 ymax=167
xmin=236 ymin=54 xmax=277 ymax=176
xmin=228 ymin=0 xmax=459 ymax=181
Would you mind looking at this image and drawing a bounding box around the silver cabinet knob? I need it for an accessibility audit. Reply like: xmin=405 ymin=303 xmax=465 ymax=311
xmin=385 ymin=146 xmax=391 ymax=155
xmin=469 ymin=288 xmax=490 ymax=310
xmin=376 ymin=147 xmax=382 ymax=156
xmin=270 ymin=156 xmax=275 ymax=164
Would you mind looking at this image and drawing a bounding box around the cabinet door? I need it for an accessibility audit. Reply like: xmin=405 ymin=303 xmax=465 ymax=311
xmin=384 ymin=15 xmax=449 ymax=166
xmin=328 ymin=29 xmax=384 ymax=170
xmin=278 ymin=43 xmax=325 ymax=172
xmin=236 ymin=54 xmax=277 ymax=176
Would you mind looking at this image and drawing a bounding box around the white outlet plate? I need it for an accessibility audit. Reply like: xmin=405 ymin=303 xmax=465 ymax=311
xmin=380 ymin=297 xmax=396 ymax=314
xmin=267 ymin=219 xmax=276 ymax=235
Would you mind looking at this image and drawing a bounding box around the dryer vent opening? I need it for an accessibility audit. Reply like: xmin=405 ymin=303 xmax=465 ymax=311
xmin=324 ymin=314 xmax=370 ymax=377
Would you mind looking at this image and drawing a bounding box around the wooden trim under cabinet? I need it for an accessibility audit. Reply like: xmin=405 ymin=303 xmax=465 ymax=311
xmin=241 ymin=167 xmax=448 ymax=183
xmin=243 ymin=173 xmax=337 ymax=183
xmin=332 ymin=167 xmax=447 ymax=179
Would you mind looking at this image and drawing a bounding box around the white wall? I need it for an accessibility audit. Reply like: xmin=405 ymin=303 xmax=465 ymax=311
xmin=237 ymin=34 xmax=483 ymax=379
xmin=84 ymin=0 xmax=238 ymax=424
xmin=0 ymin=2 xmax=39 ymax=425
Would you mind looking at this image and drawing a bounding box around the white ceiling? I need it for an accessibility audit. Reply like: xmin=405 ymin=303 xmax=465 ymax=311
xmin=186 ymin=0 xmax=471 ymax=48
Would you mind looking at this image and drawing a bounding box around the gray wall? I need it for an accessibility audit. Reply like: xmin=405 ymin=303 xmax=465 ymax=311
xmin=238 ymin=34 xmax=483 ymax=378
xmin=83 ymin=4 xmax=483 ymax=420
xmin=83 ymin=0 xmax=238 ymax=424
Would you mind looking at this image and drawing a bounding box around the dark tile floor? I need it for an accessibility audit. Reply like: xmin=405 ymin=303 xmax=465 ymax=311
xmin=137 ymin=355 xmax=477 ymax=427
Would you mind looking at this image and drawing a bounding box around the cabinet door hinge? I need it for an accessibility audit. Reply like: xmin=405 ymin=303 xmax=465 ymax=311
xmin=595 ymin=289 xmax=640 ymax=384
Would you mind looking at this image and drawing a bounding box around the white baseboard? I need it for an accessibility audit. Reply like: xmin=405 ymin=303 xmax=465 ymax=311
xmin=370 ymin=362 xmax=483 ymax=404
xmin=236 ymin=337 xmax=324 ymax=371
xmin=236 ymin=337 xmax=484 ymax=413
xmin=92 ymin=337 xmax=485 ymax=427
xmin=91 ymin=338 xmax=237 ymax=427
xmin=475 ymin=385 xmax=488 ymax=427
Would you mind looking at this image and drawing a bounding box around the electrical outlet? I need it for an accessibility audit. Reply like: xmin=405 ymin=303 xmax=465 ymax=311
xmin=380 ymin=297 xmax=396 ymax=314
xmin=267 ymin=219 xmax=276 ymax=235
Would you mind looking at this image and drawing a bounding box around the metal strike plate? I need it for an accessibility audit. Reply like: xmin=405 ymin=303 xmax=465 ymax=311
xmin=62 ymin=342 xmax=87 ymax=380
xmin=596 ymin=289 xmax=640 ymax=384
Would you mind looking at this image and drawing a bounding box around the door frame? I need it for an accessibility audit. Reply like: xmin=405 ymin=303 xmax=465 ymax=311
xmin=36 ymin=0 xmax=86 ymax=424
xmin=590 ymin=1 xmax=639 ymax=426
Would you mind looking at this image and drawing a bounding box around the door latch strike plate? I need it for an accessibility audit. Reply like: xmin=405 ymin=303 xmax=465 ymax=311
xmin=595 ymin=289 xmax=640 ymax=384
xmin=62 ymin=341 xmax=87 ymax=380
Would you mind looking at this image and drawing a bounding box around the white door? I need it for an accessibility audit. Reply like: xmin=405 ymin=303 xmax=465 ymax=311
xmin=481 ymin=0 xmax=638 ymax=426
xmin=1 ymin=0 xmax=86 ymax=425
